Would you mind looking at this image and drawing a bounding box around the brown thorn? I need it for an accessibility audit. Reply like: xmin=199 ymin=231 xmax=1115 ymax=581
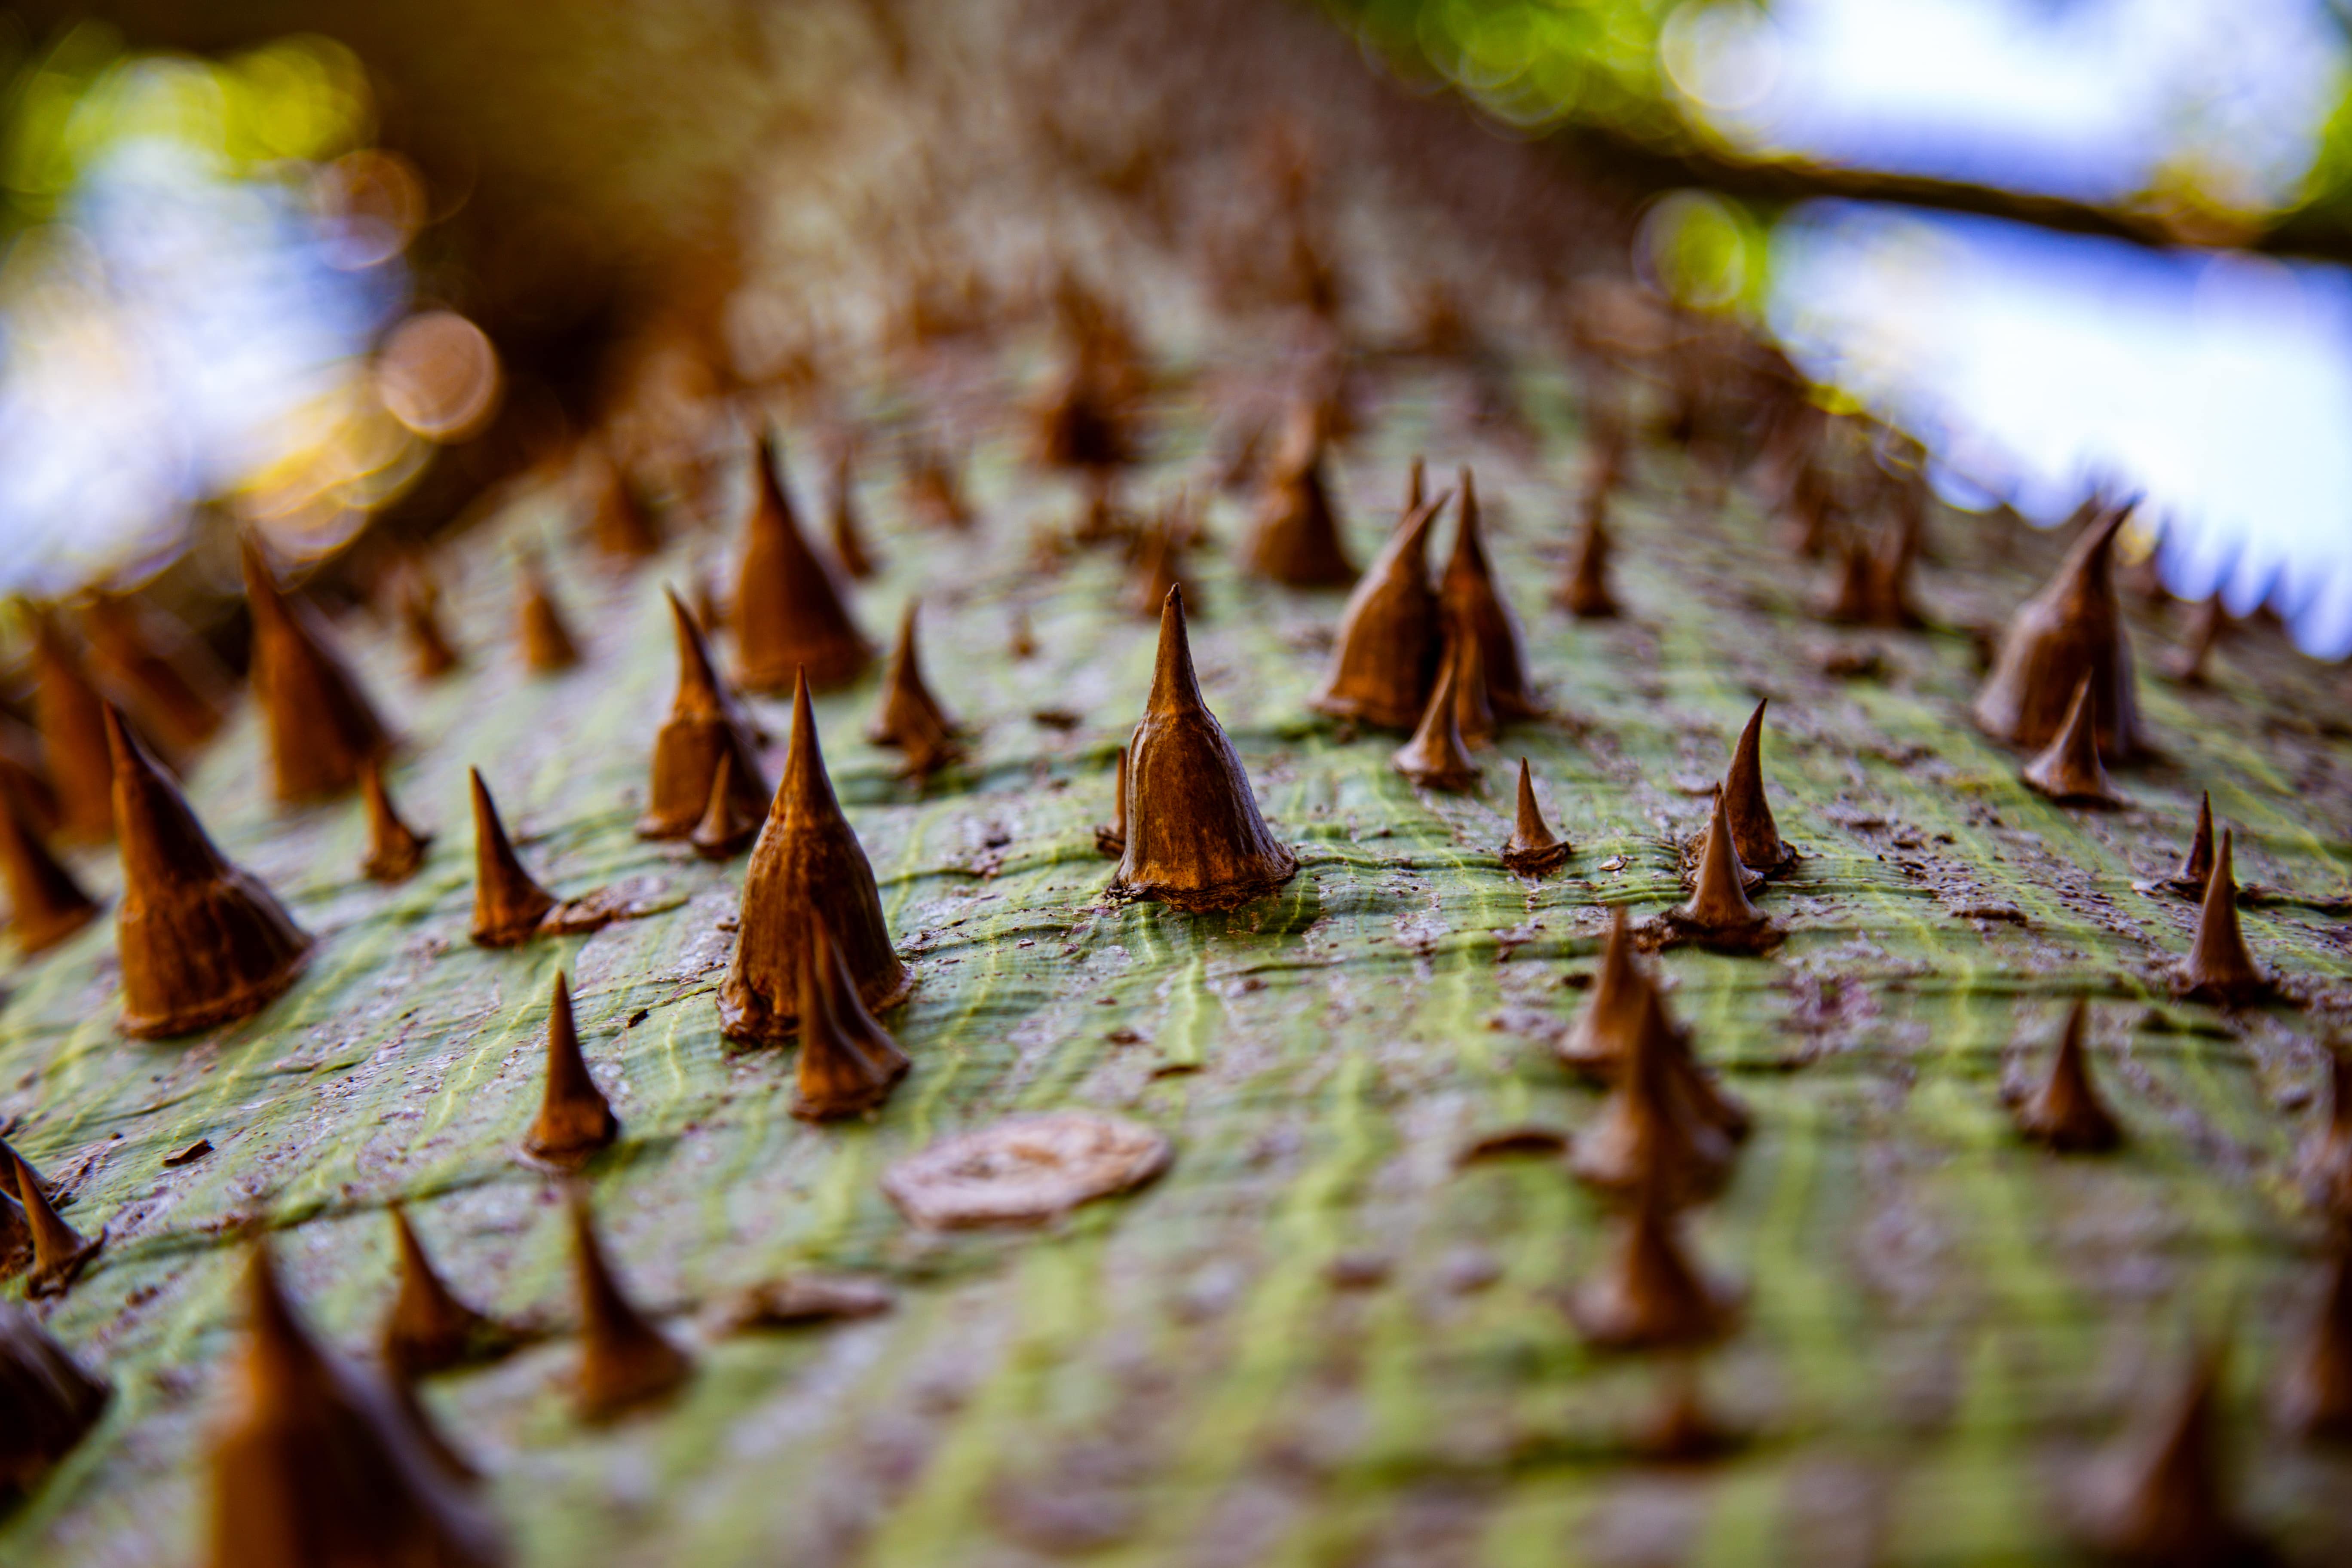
xmin=867 ymin=599 xmax=963 ymax=775
xmin=517 ymin=553 xmax=582 ymax=674
xmin=791 ymin=920 xmax=911 ymax=1121
xmin=1560 ymin=907 xmax=1641 ymax=1075
xmin=0 ymin=1300 xmax=109 ymax=1489
xmin=1568 ymin=1175 xmax=1741 ymax=1352
xmin=1126 ymin=507 xmax=1196 ymax=619
xmin=360 ymin=757 xmax=432 ymax=884
xmin=1721 ymin=699 xmax=1794 ymax=875
xmin=718 ymin=670 xmax=910 ymax=1043
xmin=0 ymin=777 xmax=99 ymax=954
xmin=1448 ymin=621 xmax=1497 ymax=747
xmin=0 ymin=1186 xmax=29 ymax=1279
xmin=1390 ymin=637 xmax=1480 ymax=790
xmin=1568 ymin=986 xmax=1736 ymax=1207
xmin=1500 ymin=758 xmax=1569 ymax=876
xmin=1112 ymin=589 xmax=1300 ymax=912
xmin=1243 ymin=404 xmax=1356 ymax=588
xmin=569 ymin=1191 xmax=692 ymax=1422
xmin=523 ymin=971 xmax=619 ymax=1168
xmin=1315 ymin=491 xmax=1447 ymax=729
xmin=1145 ymin=584 xmax=1210 ymax=717
xmin=1669 ymin=791 xmax=1768 ymax=940
xmin=383 ymin=1206 xmax=515 ymax=1377
xmin=2160 ymin=790 xmax=2215 ymax=897
xmin=828 ymin=446 xmax=879 ymax=580
xmin=468 ymin=769 xmax=557 ymax=947
xmin=1865 ymin=514 xmax=1923 ymax=628
xmin=106 ymin=704 xmax=312 ymax=1036
xmin=2276 ymin=1244 xmax=2352 ymax=1440
xmin=79 ymin=592 xmax=227 ymax=756
xmin=1556 ymin=493 xmax=1619 ymax=619
xmin=2180 ymin=829 xmax=2268 ymax=1003
xmin=28 ymin=608 xmax=115 ymax=841
xmin=735 ymin=432 xmax=873 ymax=693
xmin=1439 ymin=465 xmax=1540 ymax=719
xmin=4 ymin=1142 xmax=99 ymax=1297
xmin=211 ymin=1241 xmax=503 ymax=1565
xmin=2014 ymin=999 xmax=2123 ymax=1152
xmin=1975 ymin=499 xmax=2145 ymax=756
xmin=240 ymin=533 xmax=395 ymax=802
xmin=2299 ymin=1046 xmax=2352 ymax=1217
xmin=582 ymin=442 xmax=661 ymax=560
xmin=1819 ymin=534 xmax=1874 ymax=623
xmin=638 ymin=588 xmax=769 ymax=841
xmin=690 ymin=751 xmax=762 ymax=860
xmin=2076 ymin=1346 xmax=2272 ymax=1565
xmin=2021 ymin=674 xmax=2123 ymax=807
xmin=902 ymin=438 xmax=975 ymax=532
xmin=396 ymin=570 xmax=462 ymax=682
xmin=2165 ymin=594 xmax=2226 ymax=685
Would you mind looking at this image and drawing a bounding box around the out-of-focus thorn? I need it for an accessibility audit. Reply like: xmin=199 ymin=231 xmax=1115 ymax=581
xmin=207 ymin=1241 xmax=505 ymax=1567
xmin=827 ymin=446 xmax=879 ymax=580
xmin=2012 ymin=999 xmax=2123 ymax=1152
xmin=2074 ymin=1347 xmax=2271 ymax=1566
xmin=0 ymin=777 xmax=99 ymax=955
xmin=360 ymin=757 xmax=432 ymax=884
xmin=866 ymin=600 xmax=963 ymax=777
xmin=1975 ymin=499 xmax=2145 ymax=757
xmin=2021 ymin=675 xmax=2124 ymax=808
xmin=568 ymin=1192 xmax=692 ymax=1423
xmin=0 ymin=1301 xmax=109 ymax=1491
xmin=1313 ymin=487 xmax=1445 ymax=729
xmin=241 ymin=534 xmax=395 ymax=803
xmin=382 ymin=1205 xmax=520 ymax=1378
xmin=516 ymin=553 xmax=582 ymax=675
xmin=28 ymin=608 xmax=116 ymax=842
xmin=1243 ymin=404 xmax=1356 ymax=589
xmin=737 ymin=434 xmax=873 ymax=692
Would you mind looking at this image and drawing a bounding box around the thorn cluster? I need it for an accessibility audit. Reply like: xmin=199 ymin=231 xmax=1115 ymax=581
xmin=720 ymin=672 xmax=910 ymax=1041
xmin=1111 ymin=587 xmax=1298 ymax=910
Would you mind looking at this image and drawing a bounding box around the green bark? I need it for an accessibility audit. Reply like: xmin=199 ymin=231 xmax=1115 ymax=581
xmin=3 ymin=369 xmax=2349 ymax=1565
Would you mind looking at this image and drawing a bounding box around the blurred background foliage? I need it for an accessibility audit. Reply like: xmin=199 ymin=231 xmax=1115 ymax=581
xmin=0 ymin=24 xmax=372 ymax=222
xmin=1334 ymin=0 xmax=2352 ymax=254
xmin=0 ymin=0 xmax=775 ymax=594
xmin=0 ymin=0 xmax=2349 ymax=647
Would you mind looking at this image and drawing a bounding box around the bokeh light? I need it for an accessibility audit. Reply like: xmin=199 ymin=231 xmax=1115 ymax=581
xmin=376 ymin=311 xmax=499 ymax=441
xmin=1638 ymin=189 xmax=1767 ymax=312
xmin=0 ymin=27 xmax=481 ymax=587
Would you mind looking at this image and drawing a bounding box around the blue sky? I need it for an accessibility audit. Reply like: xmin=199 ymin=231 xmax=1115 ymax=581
xmin=1666 ymin=0 xmax=2352 ymax=656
